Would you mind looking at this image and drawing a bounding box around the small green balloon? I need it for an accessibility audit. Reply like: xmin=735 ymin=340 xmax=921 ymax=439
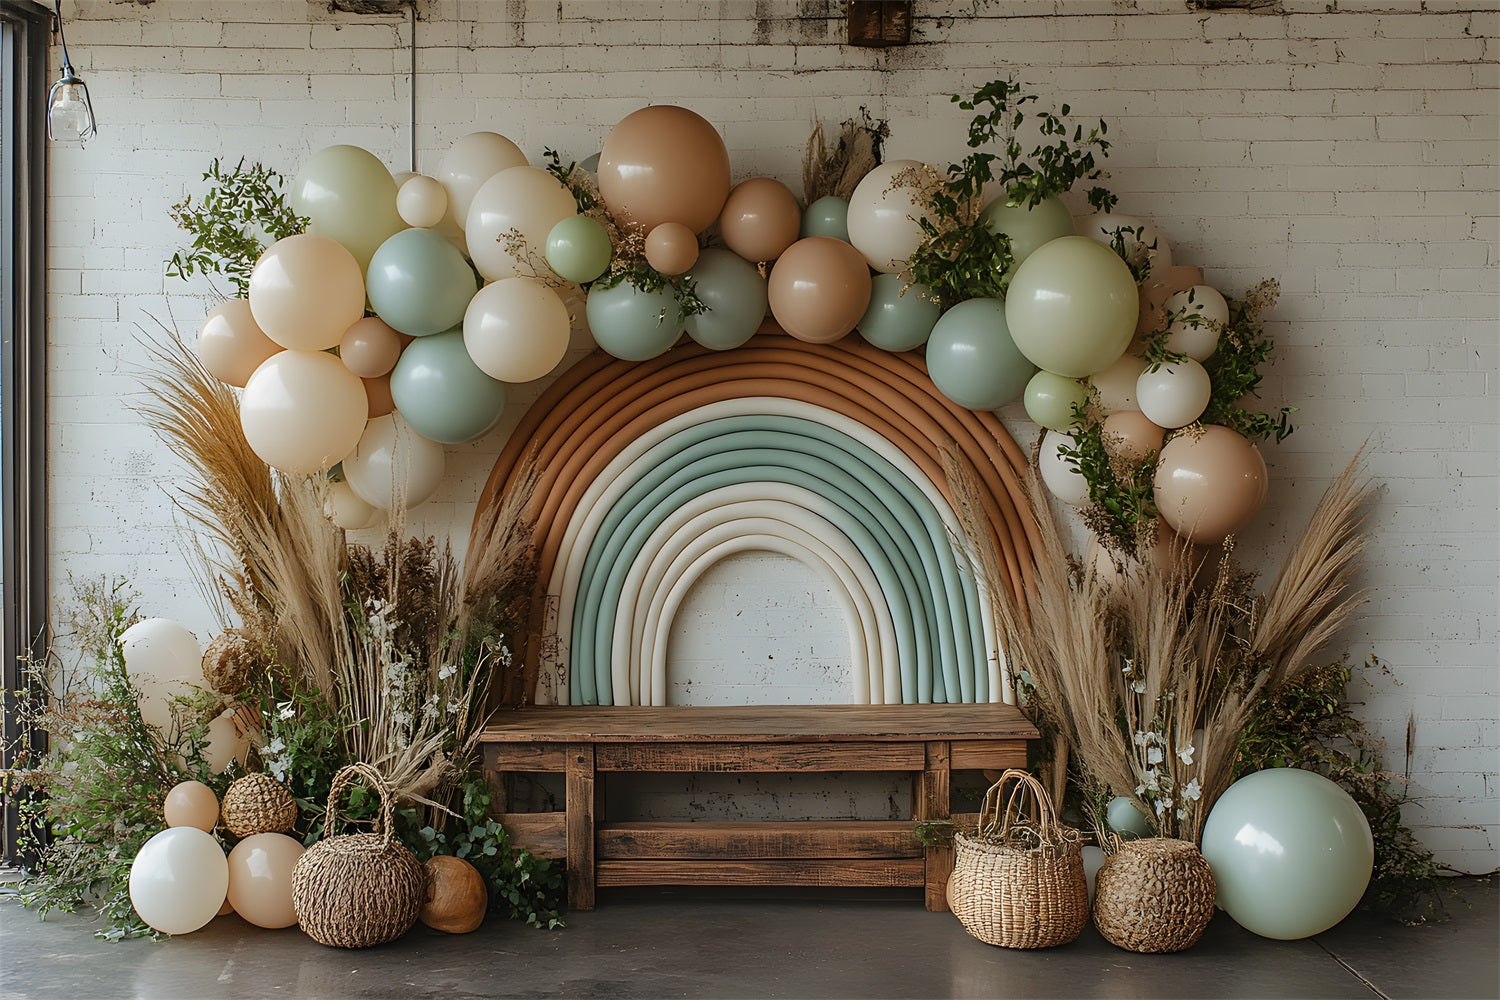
xmin=1024 ymin=370 xmax=1088 ymax=431
xmin=926 ymin=297 xmax=1036 ymax=411
xmin=546 ymin=215 xmax=613 ymax=284
xmin=1105 ymin=796 xmax=1150 ymax=839
xmin=858 ymin=273 xmax=941 ymax=352
xmin=978 ymin=194 xmax=1075 ymax=272
xmin=585 ymin=279 xmax=682 ymax=361
xmin=801 ymin=195 xmax=850 ymax=242
xmin=366 ymin=228 xmax=478 ymax=338
xmin=388 ymin=329 xmax=507 ymax=444
xmin=684 ymin=249 xmax=768 ymax=351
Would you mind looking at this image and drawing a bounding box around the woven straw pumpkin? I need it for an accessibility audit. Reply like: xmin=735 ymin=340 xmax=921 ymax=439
xmin=1093 ymin=837 xmax=1216 ymax=953
xmin=292 ymin=763 xmax=426 ymax=949
xmin=221 ymin=772 xmax=297 ymax=837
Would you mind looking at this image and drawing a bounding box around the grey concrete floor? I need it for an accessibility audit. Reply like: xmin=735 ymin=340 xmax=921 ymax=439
xmin=1 ymin=881 xmax=1495 ymax=1000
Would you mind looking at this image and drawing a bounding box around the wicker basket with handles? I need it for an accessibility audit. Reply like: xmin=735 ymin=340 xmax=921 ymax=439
xmin=291 ymin=762 xmax=427 ymax=948
xmin=947 ymin=768 xmax=1089 ymax=949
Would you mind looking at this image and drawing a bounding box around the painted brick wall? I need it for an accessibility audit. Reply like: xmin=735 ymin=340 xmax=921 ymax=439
xmin=44 ymin=0 xmax=1497 ymax=871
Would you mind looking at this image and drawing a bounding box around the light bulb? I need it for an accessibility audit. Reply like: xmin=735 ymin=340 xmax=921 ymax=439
xmin=47 ymin=79 xmax=95 ymax=142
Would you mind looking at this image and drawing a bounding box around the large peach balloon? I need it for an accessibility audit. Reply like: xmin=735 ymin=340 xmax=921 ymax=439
xmin=466 ymin=165 xmax=579 ymax=282
xmin=248 ymin=234 xmax=366 ymax=352
xmin=340 ymin=317 xmax=404 ymax=379
xmin=240 ymin=351 xmax=368 ymax=475
xmin=767 ymin=237 xmax=872 ymax=344
xmin=719 ymin=177 xmax=802 ymax=264
xmin=1006 ymin=236 xmax=1139 ymax=378
xmin=598 ymin=105 xmax=731 ymax=234
xmin=436 ymin=131 xmax=527 ymax=227
xmin=197 ymin=299 xmax=281 ymax=388
xmin=226 ymin=833 xmax=305 ymax=929
xmin=164 ymin=781 xmax=220 ymax=832
xmin=1102 ymin=410 xmax=1166 ymax=464
xmin=1154 ymin=425 xmax=1268 ymax=544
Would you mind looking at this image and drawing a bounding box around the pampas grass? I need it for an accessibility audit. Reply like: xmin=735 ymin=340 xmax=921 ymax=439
xmin=803 ymin=112 xmax=887 ymax=204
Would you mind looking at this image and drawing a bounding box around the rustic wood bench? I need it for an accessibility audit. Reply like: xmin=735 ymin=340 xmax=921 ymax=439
xmin=479 ymin=704 xmax=1036 ymax=911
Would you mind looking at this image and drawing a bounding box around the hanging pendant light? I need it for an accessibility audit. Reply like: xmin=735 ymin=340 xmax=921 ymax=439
xmin=46 ymin=0 xmax=96 ymax=143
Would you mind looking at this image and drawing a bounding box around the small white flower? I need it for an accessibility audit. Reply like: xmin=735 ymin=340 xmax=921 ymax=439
xmin=1133 ymin=731 xmax=1151 ymax=747
xmin=1154 ymin=797 xmax=1172 ymax=816
xmin=1176 ymin=807 xmax=1187 ymax=820
xmin=438 ymin=663 xmax=456 ymax=681
xmin=269 ymin=759 xmax=288 ymax=781
xmin=277 ymin=703 xmax=296 ymax=721
xmin=268 ymin=737 xmax=286 ymax=755
xmin=1183 ymin=778 xmax=1202 ymax=801
xmin=1177 ymin=743 xmax=1195 ymax=765
xmin=1146 ymin=746 xmax=1163 ymax=765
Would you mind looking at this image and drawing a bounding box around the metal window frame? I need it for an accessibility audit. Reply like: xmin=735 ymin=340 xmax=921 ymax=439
xmin=1 ymin=0 xmax=52 ymax=865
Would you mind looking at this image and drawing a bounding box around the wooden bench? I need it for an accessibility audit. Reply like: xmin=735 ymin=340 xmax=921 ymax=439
xmin=479 ymin=704 xmax=1036 ymax=911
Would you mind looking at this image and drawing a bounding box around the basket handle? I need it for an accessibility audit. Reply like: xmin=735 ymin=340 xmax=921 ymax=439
xmin=976 ymin=768 xmax=1066 ymax=843
xmin=324 ymin=762 xmax=397 ymax=849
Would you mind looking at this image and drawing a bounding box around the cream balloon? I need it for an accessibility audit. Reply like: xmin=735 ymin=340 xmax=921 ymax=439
xmin=466 ymin=166 xmax=578 ymax=281
xmin=1089 ymin=354 xmax=1149 ymax=414
xmin=247 ymin=234 xmax=366 ymax=352
xmin=226 ymin=833 xmax=305 ymax=930
xmin=119 ymin=618 xmax=201 ymax=735
xmin=845 ymin=159 xmax=932 ymax=273
xmin=463 ymin=276 xmax=572 ymax=383
xmin=342 ymin=413 xmax=446 ymax=512
xmin=325 ymin=479 xmax=380 ymax=531
xmin=1137 ymin=358 xmax=1213 ymax=429
xmin=436 ymin=131 xmax=528 ymax=227
xmin=129 ymin=827 xmax=229 ymax=936
xmin=201 ymin=708 xmax=251 ymax=774
xmin=1163 ymin=285 xmax=1230 ymax=361
xmin=1039 ymin=430 xmax=1090 ymax=507
xmin=1080 ymin=211 xmax=1167 ymax=272
xmin=240 ymin=351 xmax=369 ymax=476
xmin=163 ymin=781 xmax=220 ymax=832
xmin=397 ymin=174 xmax=449 ymax=229
xmin=196 ymin=299 xmax=281 ymax=388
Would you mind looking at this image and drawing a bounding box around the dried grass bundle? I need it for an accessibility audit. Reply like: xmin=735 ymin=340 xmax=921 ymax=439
xmin=802 ymin=111 xmax=888 ymax=204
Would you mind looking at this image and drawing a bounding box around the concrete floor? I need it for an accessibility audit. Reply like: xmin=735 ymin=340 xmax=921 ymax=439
xmin=1 ymin=881 xmax=1495 ymax=1000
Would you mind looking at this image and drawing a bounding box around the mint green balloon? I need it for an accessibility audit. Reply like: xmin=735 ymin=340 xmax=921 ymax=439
xmin=366 ymin=228 xmax=477 ymax=337
xmin=389 ymin=329 xmax=507 ymax=444
xmin=978 ymin=194 xmax=1075 ymax=272
xmin=1005 ymin=235 xmax=1139 ymax=378
xmin=291 ymin=144 xmax=403 ymax=273
xmin=858 ymin=273 xmax=941 ymax=352
xmin=546 ymin=215 xmax=613 ymax=284
xmin=1105 ymin=796 xmax=1150 ymax=839
xmin=801 ymin=195 xmax=850 ymax=242
xmin=684 ymin=249 xmax=767 ymax=351
xmin=585 ymin=279 xmax=681 ymax=361
xmin=1024 ymin=370 xmax=1088 ymax=431
xmin=926 ymin=297 xmax=1036 ymax=411
xmin=1202 ymin=767 xmax=1374 ymax=940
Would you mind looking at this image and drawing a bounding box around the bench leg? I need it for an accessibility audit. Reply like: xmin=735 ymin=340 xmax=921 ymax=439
xmin=915 ymin=741 xmax=952 ymax=912
xmin=565 ymin=743 xmax=597 ymax=911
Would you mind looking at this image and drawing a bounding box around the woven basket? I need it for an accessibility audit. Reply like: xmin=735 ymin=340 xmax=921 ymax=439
xmin=292 ymin=763 xmax=427 ymax=949
xmin=221 ymin=772 xmax=297 ymax=837
xmin=1093 ymin=837 xmax=1217 ymax=953
xmin=948 ymin=769 xmax=1088 ymax=949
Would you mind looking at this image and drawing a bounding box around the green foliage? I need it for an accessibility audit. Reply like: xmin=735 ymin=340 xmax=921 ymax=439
xmin=542 ymin=147 xmax=598 ymax=213
xmin=1202 ymin=281 xmax=1296 ymax=443
xmin=595 ymin=264 xmax=708 ymax=327
xmin=1236 ymin=657 xmax=1458 ymax=925
xmin=399 ymin=773 xmax=565 ymax=930
xmin=1057 ymin=403 xmax=1160 ymax=555
xmin=166 ymin=157 xmax=306 ymax=296
xmin=249 ymin=678 xmax=358 ymax=846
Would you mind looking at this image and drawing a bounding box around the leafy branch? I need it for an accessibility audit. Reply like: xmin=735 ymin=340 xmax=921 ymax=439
xmin=166 ymin=157 xmax=306 ymax=296
xmin=1202 ymin=279 xmax=1295 ymax=443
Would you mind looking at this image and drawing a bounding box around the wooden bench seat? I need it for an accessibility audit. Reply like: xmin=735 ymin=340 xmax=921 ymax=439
xmin=479 ymin=703 xmax=1037 ymax=911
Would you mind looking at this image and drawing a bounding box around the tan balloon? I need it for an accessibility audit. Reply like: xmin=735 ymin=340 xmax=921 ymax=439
xmin=240 ymin=350 xmax=369 ymax=475
xmin=767 ymin=237 xmax=872 ymax=345
xmin=364 ymin=374 xmax=396 ymax=418
xmin=248 ymin=234 xmax=366 ymax=352
xmin=226 ymin=833 xmax=305 ymax=929
xmin=436 ymin=131 xmax=528 ymax=227
xmin=1154 ymin=425 xmax=1269 ymax=544
xmin=325 ymin=479 xmax=379 ymax=531
xmin=644 ymin=222 xmax=700 ymax=277
xmin=598 ymin=105 xmax=731 ymax=234
xmin=719 ymin=177 xmax=802 ymax=264
xmin=340 ymin=316 xmax=404 ymax=378
xmin=1102 ymin=410 xmax=1167 ymax=465
xmin=163 ymin=781 xmax=220 ymax=832
xmin=197 ymin=299 xmax=281 ymax=388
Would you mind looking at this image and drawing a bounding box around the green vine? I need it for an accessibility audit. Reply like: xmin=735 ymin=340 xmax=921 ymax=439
xmin=1057 ymin=403 xmax=1160 ymax=556
xmin=166 ymin=157 xmax=306 ymax=296
xmin=542 ymin=146 xmax=599 ymax=213
xmin=1202 ymin=279 xmax=1296 ymax=443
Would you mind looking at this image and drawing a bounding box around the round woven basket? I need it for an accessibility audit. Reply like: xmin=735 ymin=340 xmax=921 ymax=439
xmin=947 ymin=769 xmax=1089 ymax=949
xmin=221 ymin=772 xmax=297 ymax=837
xmin=1093 ymin=837 xmax=1217 ymax=953
xmin=292 ymin=763 xmax=427 ymax=949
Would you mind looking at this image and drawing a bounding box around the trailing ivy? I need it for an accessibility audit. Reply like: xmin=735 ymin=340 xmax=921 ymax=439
xmin=1057 ymin=402 xmax=1160 ymax=556
xmin=166 ymin=157 xmax=306 ymax=296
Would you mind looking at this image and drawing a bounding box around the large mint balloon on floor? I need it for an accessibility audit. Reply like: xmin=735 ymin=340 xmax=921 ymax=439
xmin=978 ymin=194 xmax=1075 ymax=273
xmin=586 ymin=278 xmax=682 ymax=361
xmin=367 ymin=228 xmax=478 ymax=338
xmin=1201 ymin=767 xmax=1374 ymax=940
xmin=926 ymin=297 xmax=1035 ymax=410
xmin=389 ymin=329 xmax=507 ymax=444
xmin=1005 ymin=235 xmax=1139 ymax=378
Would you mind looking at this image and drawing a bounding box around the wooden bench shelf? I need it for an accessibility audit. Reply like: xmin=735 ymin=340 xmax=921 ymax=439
xmin=479 ymin=703 xmax=1036 ymax=911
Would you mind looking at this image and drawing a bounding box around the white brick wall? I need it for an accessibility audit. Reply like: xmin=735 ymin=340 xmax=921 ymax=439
xmin=44 ymin=0 xmax=1497 ymax=872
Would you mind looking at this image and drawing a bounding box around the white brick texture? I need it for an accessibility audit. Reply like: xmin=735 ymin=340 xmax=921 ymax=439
xmin=45 ymin=1 xmax=1497 ymax=872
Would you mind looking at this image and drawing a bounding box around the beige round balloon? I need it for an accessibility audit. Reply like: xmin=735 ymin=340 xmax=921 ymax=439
xmin=1154 ymin=425 xmax=1268 ymax=544
xmin=248 ymin=234 xmax=366 ymax=352
xmin=340 ymin=317 xmax=404 ymax=378
xmin=226 ymin=833 xmax=305 ymax=929
xmin=240 ymin=350 xmax=369 ymax=475
xmin=845 ymin=159 xmax=931 ymax=273
xmin=437 ymin=131 xmax=528 ymax=228
xmin=119 ymin=617 xmax=201 ymax=736
xmin=1102 ymin=410 xmax=1166 ymax=465
xmin=197 ymin=299 xmax=281 ymax=388
xmin=397 ymin=174 xmax=449 ymax=229
xmin=1039 ymin=429 xmax=1090 ymax=506
xmin=342 ymin=413 xmax=446 ymax=512
xmin=767 ymin=236 xmax=872 ymax=344
xmin=719 ymin=177 xmax=802 ymax=264
xmin=1088 ymin=353 xmax=1149 ymax=415
xmin=644 ymin=222 xmax=700 ymax=277
xmin=466 ymin=166 xmax=578 ymax=282
xmin=463 ymin=276 xmax=572 ymax=384
xmin=164 ymin=781 xmax=220 ymax=832
xmin=202 ymin=708 xmax=251 ymax=774
xmin=325 ymin=479 xmax=379 ymax=531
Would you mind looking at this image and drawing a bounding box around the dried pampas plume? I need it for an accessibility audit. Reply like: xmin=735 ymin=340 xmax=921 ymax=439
xmin=803 ymin=110 xmax=889 ymax=204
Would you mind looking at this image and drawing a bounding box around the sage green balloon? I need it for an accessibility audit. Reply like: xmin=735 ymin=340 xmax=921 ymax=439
xmin=857 ymin=273 xmax=941 ymax=352
xmin=585 ymin=279 xmax=682 ymax=361
xmin=1005 ymin=235 xmax=1139 ymax=378
xmin=801 ymin=195 xmax=850 ymax=242
xmin=366 ymin=228 xmax=478 ymax=338
xmin=388 ymin=329 xmax=507 ymax=444
xmin=1201 ymin=767 xmax=1374 ymax=940
xmin=683 ymin=248 xmax=768 ymax=351
xmin=1105 ymin=796 xmax=1150 ymax=839
xmin=546 ymin=215 xmax=613 ymax=284
xmin=1023 ymin=370 xmax=1088 ymax=431
xmin=925 ymin=297 xmax=1035 ymax=411
xmin=978 ymin=194 xmax=1075 ymax=272
xmin=291 ymin=145 xmax=404 ymax=274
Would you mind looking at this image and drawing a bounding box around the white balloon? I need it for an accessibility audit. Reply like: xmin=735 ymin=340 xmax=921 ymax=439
xmin=1088 ymin=353 xmax=1149 ymax=415
xmin=1163 ymin=285 xmax=1230 ymax=361
xmin=324 ymin=479 xmax=380 ymax=531
xmin=463 ymin=276 xmax=572 ymax=383
xmin=1039 ymin=430 xmax=1090 ymax=507
xmin=436 ymin=131 xmax=527 ymax=228
xmin=119 ymin=618 xmax=201 ymax=734
xmin=342 ymin=413 xmax=446 ymax=512
xmin=240 ymin=351 xmax=369 ymax=476
xmin=466 ymin=166 xmax=578 ymax=282
xmin=1137 ymin=358 xmax=1213 ymax=429
xmin=396 ymin=174 xmax=449 ymax=229
xmin=1080 ymin=211 xmax=1166 ymax=272
xmin=201 ymin=708 xmax=250 ymax=774
xmin=129 ymin=827 xmax=229 ymax=936
xmin=845 ymin=159 xmax=932 ymax=273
